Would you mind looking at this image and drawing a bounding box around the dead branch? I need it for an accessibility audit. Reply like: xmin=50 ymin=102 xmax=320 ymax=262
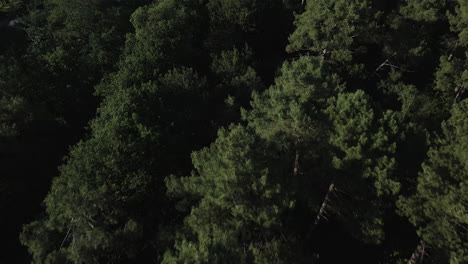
xmin=407 ymin=240 xmax=426 ymax=264
xmin=313 ymin=182 xmax=335 ymax=227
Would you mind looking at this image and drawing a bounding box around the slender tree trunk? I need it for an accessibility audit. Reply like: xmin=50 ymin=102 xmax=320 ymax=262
xmin=307 ymin=181 xmax=336 ymax=239
xmin=407 ymin=240 xmax=426 ymax=264
xmin=313 ymin=182 xmax=335 ymax=226
xmin=294 ymin=147 xmax=299 ymax=178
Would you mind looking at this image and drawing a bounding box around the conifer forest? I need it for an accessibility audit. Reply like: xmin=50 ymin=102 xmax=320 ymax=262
xmin=0 ymin=0 xmax=467 ymax=263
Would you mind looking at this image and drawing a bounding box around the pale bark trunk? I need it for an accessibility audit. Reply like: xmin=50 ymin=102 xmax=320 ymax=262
xmin=407 ymin=240 xmax=426 ymax=264
xmin=313 ymin=182 xmax=335 ymax=226
xmin=294 ymin=147 xmax=299 ymax=178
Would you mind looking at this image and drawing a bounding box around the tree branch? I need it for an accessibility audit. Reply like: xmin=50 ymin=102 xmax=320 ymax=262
xmin=407 ymin=240 xmax=426 ymax=264
xmin=313 ymin=182 xmax=335 ymax=227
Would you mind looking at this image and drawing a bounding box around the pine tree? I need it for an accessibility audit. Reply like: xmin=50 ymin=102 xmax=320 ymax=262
xmin=287 ymin=0 xmax=381 ymax=76
xmin=20 ymin=1 xmax=209 ymax=262
xmin=20 ymin=66 xmax=209 ymax=263
xmin=245 ymin=55 xmax=342 ymax=144
xmin=398 ymin=99 xmax=468 ymax=264
xmin=164 ymin=125 xmax=294 ymax=264
xmin=434 ymin=0 xmax=467 ymax=103
xmin=324 ymin=90 xmax=400 ymax=243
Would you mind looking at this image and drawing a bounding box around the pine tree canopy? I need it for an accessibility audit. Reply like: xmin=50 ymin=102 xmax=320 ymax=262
xmin=0 ymin=0 xmax=465 ymax=263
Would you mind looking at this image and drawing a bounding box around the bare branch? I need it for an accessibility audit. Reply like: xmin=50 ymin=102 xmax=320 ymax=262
xmin=60 ymin=221 xmax=73 ymax=249
xmin=313 ymin=182 xmax=335 ymax=227
xmin=407 ymin=240 xmax=426 ymax=264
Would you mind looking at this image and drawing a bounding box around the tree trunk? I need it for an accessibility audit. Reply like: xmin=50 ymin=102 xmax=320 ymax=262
xmin=407 ymin=240 xmax=426 ymax=264
xmin=294 ymin=147 xmax=299 ymax=177
xmin=306 ymin=181 xmax=335 ymax=239
xmin=313 ymin=182 xmax=335 ymax=226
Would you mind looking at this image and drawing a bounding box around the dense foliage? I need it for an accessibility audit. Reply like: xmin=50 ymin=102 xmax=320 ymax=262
xmin=0 ymin=0 xmax=466 ymax=263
